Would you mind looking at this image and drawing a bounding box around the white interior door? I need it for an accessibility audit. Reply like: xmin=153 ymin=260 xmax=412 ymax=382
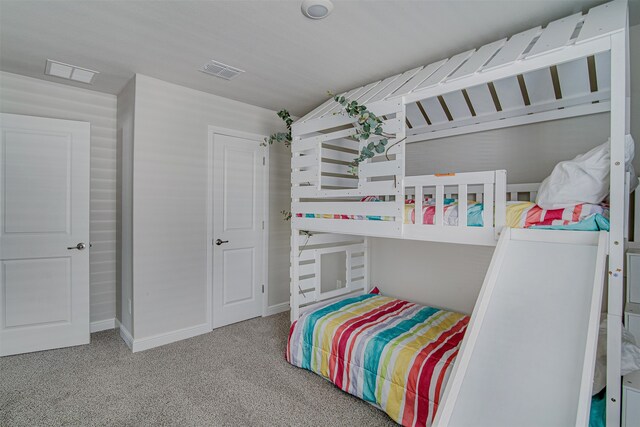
xmin=0 ymin=113 xmax=90 ymax=356
xmin=211 ymin=131 xmax=266 ymax=329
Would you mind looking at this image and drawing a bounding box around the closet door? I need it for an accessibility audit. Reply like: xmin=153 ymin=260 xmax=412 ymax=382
xmin=0 ymin=113 xmax=90 ymax=356
xmin=210 ymin=131 xmax=267 ymax=328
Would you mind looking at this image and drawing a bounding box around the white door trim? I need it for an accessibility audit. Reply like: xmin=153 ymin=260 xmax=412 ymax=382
xmin=207 ymin=126 xmax=269 ymax=329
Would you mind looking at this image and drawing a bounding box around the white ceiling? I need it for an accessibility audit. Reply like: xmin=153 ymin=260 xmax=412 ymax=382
xmin=1 ymin=0 xmax=638 ymax=116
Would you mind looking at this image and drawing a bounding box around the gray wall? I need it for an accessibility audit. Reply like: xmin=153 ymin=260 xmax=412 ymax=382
xmin=127 ymin=74 xmax=290 ymax=340
xmin=370 ymin=24 xmax=640 ymax=315
xmin=0 ymin=71 xmax=118 ymax=324
xmin=116 ymin=76 xmax=135 ymax=334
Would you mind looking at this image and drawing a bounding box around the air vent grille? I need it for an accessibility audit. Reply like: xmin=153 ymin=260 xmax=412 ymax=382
xmin=200 ymin=59 xmax=244 ymax=80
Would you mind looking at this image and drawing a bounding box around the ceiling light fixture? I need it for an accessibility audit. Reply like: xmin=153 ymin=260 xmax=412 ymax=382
xmin=301 ymin=0 xmax=333 ymax=20
xmin=45 ymin=59 xmax=98 ymax=84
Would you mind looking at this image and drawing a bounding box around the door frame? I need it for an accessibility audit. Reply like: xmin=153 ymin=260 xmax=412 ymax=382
xmin=207 ymin=126 xmax=269 ymax=330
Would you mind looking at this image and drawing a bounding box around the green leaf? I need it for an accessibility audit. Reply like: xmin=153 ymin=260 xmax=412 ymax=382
xmin=375 ymin=144 xmax=385 ymax=153
xmin=367 ymin=142 xmax=374 ymax=150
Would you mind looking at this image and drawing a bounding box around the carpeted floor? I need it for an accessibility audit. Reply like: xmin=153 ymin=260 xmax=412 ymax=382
xmin=0 ymin=312 xmax=396 ymax=426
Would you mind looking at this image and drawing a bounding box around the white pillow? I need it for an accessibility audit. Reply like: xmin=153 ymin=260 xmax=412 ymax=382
xmin=592 ymin=318 xmax=640 ymax=395
xmin=536 ymin=135 xmax=635 ymax=209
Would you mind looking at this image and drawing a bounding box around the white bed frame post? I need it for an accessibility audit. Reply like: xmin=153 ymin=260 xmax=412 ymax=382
xmin=606 ymin=9 xmax=629 ymax=425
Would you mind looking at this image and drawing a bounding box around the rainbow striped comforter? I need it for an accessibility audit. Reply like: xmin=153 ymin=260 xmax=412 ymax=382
xmin=286 ymin=294 xmax=469 ymax=426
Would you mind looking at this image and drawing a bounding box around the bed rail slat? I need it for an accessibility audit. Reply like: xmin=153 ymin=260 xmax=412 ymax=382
xmin=483 ymin=182 xmax=494 ymax=226
xmin=435 ymin=186 xmax=444 ymax=226
xmin=459 ymin=184 xmax=468 ymax=227
xmin=526 ymin=13 xmax=583 ymax=58
xmin=484 ymin=26 xmax=541 ymax=71
xmin=298 ymin=263 xmax=315 ymax=277
xmin=359 ymin=160 xmax=401 ymax=179
xmin=292 ymin=154 xmax=318 ymax=169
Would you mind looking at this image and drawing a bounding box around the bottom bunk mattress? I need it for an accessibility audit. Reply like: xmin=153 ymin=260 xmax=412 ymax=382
xmin=286 ymin=293 xmax=469 ymax=427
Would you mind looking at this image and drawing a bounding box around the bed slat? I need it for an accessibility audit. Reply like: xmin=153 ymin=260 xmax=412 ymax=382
xmin=358 ymin=74 xmax=402 ymax=104
xmin=594 ymin=51 xmax=611 ymax=92
xmin=576 ymin=0 xmax=627 ymax=45
xmin=370 ymin=67 xmax=423 ymax=103
xmin=420 ymin=97 xmax=449 ymax=124
xmin=405 ymin=102 xmax=429 ymax=128
xmin=392 ymin=60 xmax=448 ymax=96
xmin=448 ymin=39 xmax=507 ymax=81
xmin=556 ymin=58 xmax=591 ymax=99
xmin=493 ymin=76 xmax=525 ymax=110
xmin=325 ymin=81 xmax=380 ymax=117
xmin=484 ymin=26 xmax=541 ymax=70
xmin=415 ymin=50 xmax=476 ymax=91
xmin=526 ymin=13 xmax=583 ymax=58
xmin=442 ymin=91 xmax=473 ymax=120
xmin=523 ymin=68 xmax=556 ymax=105
xmin=465 ymin=84 xmax=497 ymax=115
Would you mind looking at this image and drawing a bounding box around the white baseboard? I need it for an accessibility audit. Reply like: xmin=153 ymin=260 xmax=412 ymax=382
xmin=116 ymin=319 xmax=134 ymax=351
xmin=264 ymin=302 xmax=289 ymax=317
xmin=131 ymin=323 xmax=210 ymax=353
xmin=90 ymin=318 xmax=116 ymax=333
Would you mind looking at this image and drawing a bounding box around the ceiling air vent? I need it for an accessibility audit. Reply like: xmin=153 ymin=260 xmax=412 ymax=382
xmin=199 ymin=59 xmax=244 ymax=80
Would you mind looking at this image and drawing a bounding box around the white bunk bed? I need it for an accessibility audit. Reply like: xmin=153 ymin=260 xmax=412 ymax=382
xmin=288 ymin=1 xmax=631 ymax=425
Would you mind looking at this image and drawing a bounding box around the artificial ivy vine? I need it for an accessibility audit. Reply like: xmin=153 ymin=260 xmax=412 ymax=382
xmin=265 ymin=94 xmax=401 ymax=175
xmin=332 ymin=94 xmax=389 ymax=167
xmin=263 ymin=109 xmax=293 ymax=147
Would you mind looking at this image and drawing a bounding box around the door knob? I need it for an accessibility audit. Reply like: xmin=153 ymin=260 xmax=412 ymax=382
xmin=67 ymin=243 xmax=86 ymax=250
xmin=215 ymin=239 xmax=229 ymax=246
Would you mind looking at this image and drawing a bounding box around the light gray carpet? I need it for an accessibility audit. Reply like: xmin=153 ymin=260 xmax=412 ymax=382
xmin=0 ymin=312 xmax=396 ymax=426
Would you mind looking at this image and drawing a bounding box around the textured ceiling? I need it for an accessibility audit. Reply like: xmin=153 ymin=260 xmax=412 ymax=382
xmin=1 ymin=0 xmax=638 ymax=116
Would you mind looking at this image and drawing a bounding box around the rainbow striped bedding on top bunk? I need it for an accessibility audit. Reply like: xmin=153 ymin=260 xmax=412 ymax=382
xmin=295 ymin=198 xmax=610 ymax=231
xmin=286 ymin=293 xmax=469 ymax=427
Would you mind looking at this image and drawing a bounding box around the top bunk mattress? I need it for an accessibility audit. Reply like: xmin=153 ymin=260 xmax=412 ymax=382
xmin=295 ymin=200 xmax=610 ymax=231
xmin=286 ymin=293 xmax=469 ymax=427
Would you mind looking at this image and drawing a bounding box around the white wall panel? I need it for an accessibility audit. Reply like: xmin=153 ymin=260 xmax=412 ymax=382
xmin=131 ymin=74 xmax=289 ymax=340
xmin=0 ymin=71 xmax=117 ymax=324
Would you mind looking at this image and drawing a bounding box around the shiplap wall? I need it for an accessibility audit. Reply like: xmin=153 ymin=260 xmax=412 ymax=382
xmin=129 ymin=74 xmax=289 ymax=340
xmin=0 ymin=71 xmax=117 ymax=323
xmin=371 ymin=24 xmax=640 ymax=314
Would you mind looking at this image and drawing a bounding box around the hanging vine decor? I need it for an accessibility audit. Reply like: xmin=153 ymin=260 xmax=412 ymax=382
xmin=262 ymin=109 xmax=293 ymax=147
xmin=266 ymin=95 xmax=404 ymax=175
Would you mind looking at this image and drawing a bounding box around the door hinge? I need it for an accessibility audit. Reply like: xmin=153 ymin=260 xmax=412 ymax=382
xmin=262 ymin=284 xmax=265 ymax=293
xmin=262 ymin=156 xmax=265 ymax=166
xmin=262 ymin=220 xmax=264 ymax=230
